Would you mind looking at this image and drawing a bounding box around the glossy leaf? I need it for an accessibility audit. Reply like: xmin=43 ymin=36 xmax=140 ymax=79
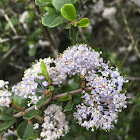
xmin=61 ymin=4 xmax=76 ymax=21
xmin=35 ymin=0 xmax=47 ymax=7
xmin=77 ymin=18 xmax=90 ymax=27
xmin=0 ymin=113 xmax=14 ymax=121
xmin=23 ymin=110 xmax=38 ymax=120
xmin=36 ymin=96 xmax=49 ymax=107
xmin=40 ymin=61 xmax=50 ymax=83
xmin=0 ymin=130 xmax=6 ymax=136
xmin=65 ymin=100 xmax=73 ymax=111
xmin=45 ymin=3 xmax=56 ymax=13
xmin=17 ymin=120 xmax=34 ymax=140
xmin=60 ymin=92 xmax=72 ymax=101
xmin=52 ymin=0 xmax=72 ymax=11
xmin=42 ymin=12 xmax=64 ymax=28
xmin=0 ymin=119 xmax=16 ymax=131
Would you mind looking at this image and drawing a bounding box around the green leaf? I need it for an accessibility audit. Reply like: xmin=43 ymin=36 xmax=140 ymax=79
xmin=66 ymin=92 xmax=72 ymax=100
xmin=5 ymin=107 xmax=15 ymax=114
xmin=23 ymin=110 xmax=38 ymax=120
xmin=35 ymin=0 xmax=48 ymax=7
xmin=40 ymin=61 xmax=50 ymax=83
xmin=17 ymin=120 xmax=34 ymax=140
xmin=0 ymin=119 xmax=16 ymax=131
xmin=39 ymin=0 xmax=52 ymax=2
xmin=0 ymin=129 xmax=6 ymax=136
xmin=45 ymin=3 xmax=56 ymax=13
xmin=49 ymin=86 xmax=54 ymax=91
xmin=52 ymin=0 xmax=72 ymax=11
xmin=60 ymin=92 xmax=72 ymax=101
xmin=36 ymin=96 xmax=49 ymax=107
xmin=0 ymin=113 xmax=14 ymax=121
xmin=42 ymin=12 xmax=64 ymax=28
xmin=61 ymin=4 xmax=76 ymax=21
xmin=65 ymin=101 xmax=73 ymax=111
xmin=29 ymin=132 xmax=39 ymax=139
xmin=69 ymin=26 xmax=78 ymax=42
xmin=65 ymin=23 xmax=71 ymax=29
xmin=13 ymin=95 xmax=22 ymax=106
xmin=60 ymin=96 xmax=68 ymax=101
xmin=77 ymin=18 xmax=90 ymax=27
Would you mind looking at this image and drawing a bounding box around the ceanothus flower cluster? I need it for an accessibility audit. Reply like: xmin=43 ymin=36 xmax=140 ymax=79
xmin=12 ymin=57 xmax=66 ymax=106
xmin=59 ymin=44 xmax=128 ymax=131
xmin=0 ymin=80 xmax=11 ymax=107
xmin=11 ymin=43 xmax=128 ymax=132
xmin=55 ymin=44 xmax=103 ymax=77
xmin=41 ymin=104 xmax=69 ymax=140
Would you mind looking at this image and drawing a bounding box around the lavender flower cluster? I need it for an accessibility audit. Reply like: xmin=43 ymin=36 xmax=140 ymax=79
xmin=10 ymin=44 xmax=128 ymax=132
xmin=12 ymin=57 xmax=66 ymax=106
xmin=41 ymin=104 xmax=69 ymax=140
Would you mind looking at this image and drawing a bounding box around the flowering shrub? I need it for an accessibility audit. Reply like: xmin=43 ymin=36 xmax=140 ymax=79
xmin=0 ymin=43 xmax=128 ymax=139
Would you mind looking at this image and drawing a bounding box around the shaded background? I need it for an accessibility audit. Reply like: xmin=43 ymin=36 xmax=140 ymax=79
xmin=0 ymin=0 xmax=140 ymax=139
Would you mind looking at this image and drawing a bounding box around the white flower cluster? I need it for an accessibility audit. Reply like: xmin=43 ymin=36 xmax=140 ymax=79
xmin=41 ymin=104 xmax=69 ymax=140
xmin=12 ymin=57 xmax=66 ymax=105
xmin=11 ymin=44 xmax=128 ymax=132
xmin=0 ymin=80 xmax=11 ymax=107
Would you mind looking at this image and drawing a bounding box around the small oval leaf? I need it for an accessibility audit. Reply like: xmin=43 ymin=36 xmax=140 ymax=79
xmin=40 ymin=61 xmax=50 ymax=82
xmin=45 ymin=3 xmax=56 ymax=13
xmin=36 ymin=96 xmax=49 ymax=108
xmin=23 ymin=110 xmax=38 ymax=120
xmin=35 ymin=0 xmax=47 ymax=7
xmin=0 ymin=113 xmax=14 ymax=121
xmin=65 ymin=101 xmax=73 ymax=111
xmin=0 ymin=119 xmax=16 ymax=131
xmin=52 ymin=0 xmax=72 ymax=11
xmin=17 ymin=120 xmax=34 ymax=140
xmin=77 ymin=18 xmax=90 ymax=27
xmin=61 ymin=4 xmax=76 ymax=21
xmin=42 ymin=12 xmax=64 ymax=28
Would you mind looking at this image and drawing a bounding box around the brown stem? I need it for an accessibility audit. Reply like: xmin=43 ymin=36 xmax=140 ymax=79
xmin=28 ymin=119 xmax=32 ymax=124
xmin=13 ymin=88 xmax=89 ymax=118
xmin=0 ymin=135 xmax=3 ymax=140
xmin=34 ymin=115 xmax=43 ymax=122
xmin=12 ymin=103 xmax=24 ymax=112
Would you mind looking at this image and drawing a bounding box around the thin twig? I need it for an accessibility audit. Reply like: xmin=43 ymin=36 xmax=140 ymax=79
xmin=0 ymin=36 xmax=27 ymax=43
xmin=0 ymin=9 xmax=18 ymax=36
xmin=33 ymin=4 xmax=59 ymax=58
xmin=9 ymin=62 xmax=25 ymax=70
xmin=121 ymin=10 xmax=140 ymax=65
xmin=126 ymin=76 xmax=140 ymax=81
